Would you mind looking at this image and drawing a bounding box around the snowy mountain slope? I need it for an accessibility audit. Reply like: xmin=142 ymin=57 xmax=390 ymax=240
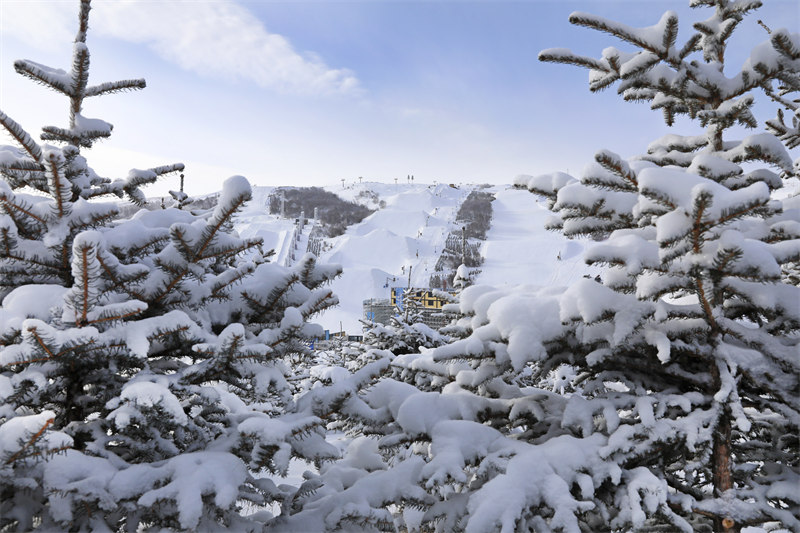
xmin=476 ymin=187 xmax=595 ymax=288
xmin=316 ymin=182 xmax=466 ymax=332
xmin=231 ymin=181 xmax=594 ymax=334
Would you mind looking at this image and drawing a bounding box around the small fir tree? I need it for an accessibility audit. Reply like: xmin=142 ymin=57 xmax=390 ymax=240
xmin=0 ymin=2 xmax=341 ymax=530
xmin=360 ymin=289 xmax=452 ymax=358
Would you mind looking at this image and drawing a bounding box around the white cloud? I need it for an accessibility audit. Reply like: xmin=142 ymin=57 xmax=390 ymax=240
xmin=1 ymin=0 xmax=361 ymax=96
xmin=0 ymin=2 xmax=75 ymax=50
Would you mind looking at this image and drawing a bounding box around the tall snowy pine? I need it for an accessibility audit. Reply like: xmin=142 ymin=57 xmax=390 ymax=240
xmin=523 ymin=1 xmax=798 ymax=531
xmin=0 ymin=2 xmax=341 ymax=530
xmin=279 ymin=2 xmax=799 ymax=532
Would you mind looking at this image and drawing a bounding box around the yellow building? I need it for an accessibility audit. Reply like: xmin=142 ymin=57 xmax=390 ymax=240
xmin=390 ymin=288 xmax=449 ymax=310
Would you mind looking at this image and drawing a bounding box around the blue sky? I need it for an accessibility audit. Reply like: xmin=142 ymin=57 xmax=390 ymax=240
xmin=1 ymin=0 xmax=797 ymax=196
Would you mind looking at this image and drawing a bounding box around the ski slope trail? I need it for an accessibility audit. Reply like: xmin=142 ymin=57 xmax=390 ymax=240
xmin=233 ymin=182 xmax=596 ymax=335
xmin=477 ymin=187 xmax=594 ymax=288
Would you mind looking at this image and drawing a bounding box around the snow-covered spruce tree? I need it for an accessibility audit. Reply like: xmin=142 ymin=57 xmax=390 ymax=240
xmin=277 ymin=3 xmax=799 ymax=533
xmin=521 ymin=2 xmax=797 ymax=531
xmin=0 ymin=2 xmax=341 ymax=531
xmin=272 ymin=283 xmax=583 ymax=532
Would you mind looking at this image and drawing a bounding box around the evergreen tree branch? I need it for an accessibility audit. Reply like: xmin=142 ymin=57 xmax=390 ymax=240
xmin=169 ymin=226 xmax=194 ymax=260
xmin=119 ymin=164 xmax=184 ymax=205
xmin=0 ymin=253 xmax=61 ymax=273
xmin=691 ymin=191 xmax=711 ymax=253
xmin=95 ymin=252 xmax=147 ymax=301
xmin=663 ymin=13 xmax=679 ymax=51
xmin=568 ymin=11 xmax=673 ymax=57
xmin=0 ymin=159 xmax=45 ymax=173
xmin=87 ymin=307 xmax=146 ymax=326
xmin=75 ymin=0 xmax=90 ymax=43
xmin=711 ymin=197 xmax=770 ymax=228
xmin=0 ymin=110 xmax=43 ymax=163
xmin=770 ymin=29 xmax=800 ymax=61
xmin=108 ymin=234 xmax=169 ymax=262
xmin=207 ymin=264 xmax=254 ymax=301
xmin=678 ymin=33 xmax=703 ymax=60
xmin=4 ymin=417 xmax=56 ymax=465
xmin=594 ymin=150 xmax=639 ymax=188
xmin=711 ymin=247 xmax=743 ymax=277
xmin=151 ymin=268 xmax=189 ymax=304
xmin=194 ymin=194 xmax=249 ymax=261
xmin=68 ymin=1 xmax=92 ymax=126
xmin=694 ymin=276 xmax=720 ymax=333
xmin=45 ymin=152 xmax=71 ymax=218
xmin=41 ymin=125 xmax=111 ymax=148
xmin=0 ymin=231 xmax=61 ymax=272
xmin=75 ymin=243 xmax=92 ymax=326
xmin=68 ymin=210 xmax=117 ymax=233
xmin=85 ymin=79 xmax=146 ymax=98
xmin=0 ymin=190 xmax=47 ymax=228
xmin=27 ymin=326 xmax=58 ymax=362
xmin=242 ymin=273 xmax=299 ymax=319
xmin=537 ymin=49 xmax=610 ymax=72
xmin=297 ymin=290 xmax=338 ymax=321
xmin=13 ymin=60 xmax=73 ymax=96
xmin=69 ymin=44 xmax=90 ymax=126
xmin=148 ymin=163 xmax=186 ymax=177
xmin=195 ymin=238 xmax=262 ymax=262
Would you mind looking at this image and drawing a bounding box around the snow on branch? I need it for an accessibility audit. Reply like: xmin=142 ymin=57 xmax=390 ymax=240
xmin=724 ymin=132 xmax=794 ymax=173
xmin=84 ymin=79 xmax=146 ymax=98
xmin=766 ymin=108 xmax=800 ymax=149
xmin=69 ymin=43 xmax=90 ymax=113
xmin=13 ymin=60 xmax=73 ymax=96
xmin=770 ymin=28 xmax=800 ymax=60
xmin=0 ymin=412 xmax=71 ymax=466
xmin=0 ymin=111 xmax=42 ymax=163
xmin=568 ymin=10 xmax=679 ymax=57
xmin=0 ymin=182 xmax=47 ymax=232
xmin=538 ymin=48 xmax=610 ymax=72
xmin=43 ymin=149 xmax=71 ymax=219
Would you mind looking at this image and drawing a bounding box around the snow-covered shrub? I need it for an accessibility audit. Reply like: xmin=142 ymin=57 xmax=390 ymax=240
xmin=0 ymin=2 xmax=341 ymax=530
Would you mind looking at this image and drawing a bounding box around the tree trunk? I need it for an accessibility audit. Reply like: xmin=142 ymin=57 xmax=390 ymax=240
xmin=710 ymin=359 xmax=739 ymax=533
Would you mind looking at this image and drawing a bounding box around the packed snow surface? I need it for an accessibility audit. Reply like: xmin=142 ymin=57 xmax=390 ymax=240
xmin=477 ymin=187 xmax=593 ymax=288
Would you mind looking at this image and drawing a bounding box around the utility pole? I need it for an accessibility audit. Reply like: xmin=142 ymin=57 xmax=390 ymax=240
xmin=407 ymin=265 xmax=412 ymax=289
xmin=462 ymin=225 xmax=467 ymax=265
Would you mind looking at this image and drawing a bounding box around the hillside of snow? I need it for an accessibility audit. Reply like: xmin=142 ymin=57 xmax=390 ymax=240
xmin=234 ymin=181 xmax=596 ymax=334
